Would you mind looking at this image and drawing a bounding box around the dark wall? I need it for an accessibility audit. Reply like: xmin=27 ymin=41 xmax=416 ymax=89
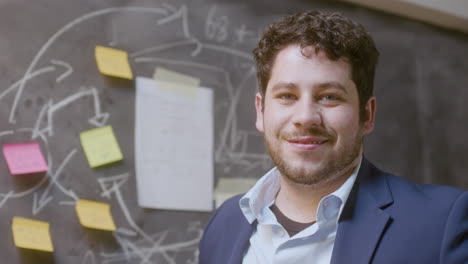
xmin=0 ymin=0 xmax=467 ymax=263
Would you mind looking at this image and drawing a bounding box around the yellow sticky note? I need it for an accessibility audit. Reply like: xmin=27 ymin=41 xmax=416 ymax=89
xmin=80 ymin=126 xmax=123 ymax=168
xmin=75 ymin=199 xmax=116 ymax=231
xmin=153 ymin=67 xmax=200 ymax=97
xmin=95 ymin=46 xmax=133 ymax=80
xmin=214 ymin=178 xmax=257 ymax=208
xmin=12 ymin=217 xmax=54 ymax=252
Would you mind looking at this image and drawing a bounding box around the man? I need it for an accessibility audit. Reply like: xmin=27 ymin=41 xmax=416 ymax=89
xmin=199 ymin=10 xmax=468 ymax=264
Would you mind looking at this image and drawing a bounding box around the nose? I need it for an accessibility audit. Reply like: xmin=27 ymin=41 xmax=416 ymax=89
xmin=291 ymin=98 xmax=322 ymax=128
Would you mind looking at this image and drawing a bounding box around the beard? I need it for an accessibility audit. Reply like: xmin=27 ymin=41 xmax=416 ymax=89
xmin=265 ymin=127 xmax=363 ymax=186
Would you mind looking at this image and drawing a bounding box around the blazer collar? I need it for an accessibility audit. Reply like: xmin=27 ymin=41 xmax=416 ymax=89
xmin=331 ymin=157 xmax=394 ymax=264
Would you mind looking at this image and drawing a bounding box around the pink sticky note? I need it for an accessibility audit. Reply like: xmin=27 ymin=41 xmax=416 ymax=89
xmin=2 ymin=142 xmax=48 ymax=175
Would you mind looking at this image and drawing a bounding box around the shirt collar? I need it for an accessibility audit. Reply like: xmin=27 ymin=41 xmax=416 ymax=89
xmin=240 ymin=167 xmax=281 ymax=224
xmin=239 ymin=156 xmax=362 ymax=224
xmin=331 ymin=156 xmax=361 ymax=216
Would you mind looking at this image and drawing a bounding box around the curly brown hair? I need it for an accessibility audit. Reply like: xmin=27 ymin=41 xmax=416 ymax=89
xmin=253 ymin=10 xmax=379 ymax=119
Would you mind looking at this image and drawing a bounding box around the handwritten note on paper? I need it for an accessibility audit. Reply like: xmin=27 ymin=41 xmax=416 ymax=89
xmin=80 ymin=126 xmax=123 ymax=168
xmin=215 ymin=178 xmax=258 ymax=208
xmin=153 ymin=67 xmax=200 ymax=97
xmin=2 ymin=142 xmax=48 ymax=175
xmin=135 ymin=76 xmax=213 ymax=211
xmin=75 ymin=200 xmax=116 ymax=231
xmin=12 ymin=217 xmax=54 ymax=252
xmin=95 ymin=46 xmax=133 ymax=80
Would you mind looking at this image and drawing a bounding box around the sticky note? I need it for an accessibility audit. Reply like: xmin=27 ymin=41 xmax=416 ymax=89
xmin=153 ymin=67 xmax=200 ymax=97
xmin=12 ymin=217 xmax=54 ymax=252
xmin=75 ymin=199 xmax=116 ymax=231
xmin=80 ymin=126 xmax=123 ymax=168
xmin=214 ymin=178 xmax=257 ymax=208
xmin=2 ymin=142 xmax=48 ymax=175
xmin=95 ymin=46 xmax=133 ymax=80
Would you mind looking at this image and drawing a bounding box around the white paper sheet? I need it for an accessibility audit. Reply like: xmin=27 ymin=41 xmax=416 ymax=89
xmin=135 ymin=76 xmax=213 ymax=211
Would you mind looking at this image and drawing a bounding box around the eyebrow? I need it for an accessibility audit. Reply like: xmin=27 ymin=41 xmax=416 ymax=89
xmin=269 ymin=81 xmax=349 ymax=94
xmin=270 ymin=82 xmax=297 ymax=93
xmin=316 ymin=82 xmax=349 ymax=94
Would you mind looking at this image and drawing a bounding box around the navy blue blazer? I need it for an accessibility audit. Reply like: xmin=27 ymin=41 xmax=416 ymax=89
xmin=199 ymin=159 xmax=468 ymax=264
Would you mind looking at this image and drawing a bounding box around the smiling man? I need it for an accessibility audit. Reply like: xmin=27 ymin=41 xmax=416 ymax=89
xmin=199 ymin=11 xmax=467 ymax=264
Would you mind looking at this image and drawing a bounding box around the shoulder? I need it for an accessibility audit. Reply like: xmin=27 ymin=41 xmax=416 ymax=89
xmin=384 ymin=172 xmax=465 ymax=209
xmin=199 ymin=195 xmax=252 ymax=263
xmin=361 ymin=159 xmax=465 ymax=210
xmin=384 ymin=174 xmax=468 ymax=262
xmin=205 ymin=194 xmax=246 ymax=228
xmin=200 ymin=194 xmax=247 ymax=242
xmin=359 ymin=159 xmax=467 ymax=239
xmin=357 ymin=161 xmax=468 ymax=262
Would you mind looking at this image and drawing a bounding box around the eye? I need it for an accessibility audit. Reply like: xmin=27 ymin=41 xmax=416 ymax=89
xmin=320 ymin=94 xmax=340 ymax=101
xmin=277 ymin=93 xmax=297 ymax=101
xmin=318 ymin=94 xmax=342 ymax=106
xmin=323 ymin=95 xmax=338 ymax=101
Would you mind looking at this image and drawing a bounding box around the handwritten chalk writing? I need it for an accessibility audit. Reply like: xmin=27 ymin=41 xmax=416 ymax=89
xmin=205 ymin=6 xmax=228 ymax=42
xmin=234 ymin=24 xmax=255 ymax=44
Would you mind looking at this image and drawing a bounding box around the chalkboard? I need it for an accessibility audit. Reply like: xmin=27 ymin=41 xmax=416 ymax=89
xmin=1 ymin=0 xmax=467 ymax=263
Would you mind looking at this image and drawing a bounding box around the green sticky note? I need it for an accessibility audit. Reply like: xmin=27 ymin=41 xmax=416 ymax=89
xmin=80 ymin=126 xmax=123 ymax=168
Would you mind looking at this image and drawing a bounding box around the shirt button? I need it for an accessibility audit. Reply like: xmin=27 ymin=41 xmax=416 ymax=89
xmin=323 ymin=201 xmax=329 ymax=206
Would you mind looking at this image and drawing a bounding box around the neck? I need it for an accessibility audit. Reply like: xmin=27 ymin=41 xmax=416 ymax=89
xmin=275 ymin=156 xmax=360 ymax=223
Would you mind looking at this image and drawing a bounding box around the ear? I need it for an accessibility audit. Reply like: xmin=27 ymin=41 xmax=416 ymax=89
xmin=362 ymin=96 xmax=376 ymax=135
xmin=255 ymin=93 xmax=265 ymax=133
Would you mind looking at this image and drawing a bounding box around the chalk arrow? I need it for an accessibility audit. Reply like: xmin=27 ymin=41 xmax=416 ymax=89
xmin=32 ymin=191 xmax=53 ymax=215
xmin=32 ymin=87 xmax=109 ymax=138
xmin=33 ymin=185 xmax=77 ymax=215
xmin=32 ymin=149 xmax=78 ymax=215
xmin=116 ymin=227 xmax=137 ymax=237
xmin=87 ymin=86 xmax=109 ymax=127
xmin=157 ymin=4 xmax=191 ymax=39
xmin=81 ymin=251 xmax=96 ymax=264
xmin=32 ymin=100 xmax=53 ymax=139
xmin=98 ymin=172 xmax=154 ymax=243
xmin=50 ymin=59 xmax=73 ymax=83
xmin=98 ymin=173 xmax=129 ymax=199
xmin=88 ymin=112 xmax=109 ymax=127
xmin=65 ymin=189 xmax=79 ymax=200
xmin=0 ymin=191 xmax=14 ymax=208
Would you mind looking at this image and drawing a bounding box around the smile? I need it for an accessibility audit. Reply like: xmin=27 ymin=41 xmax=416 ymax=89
xmin=286 ymin=137 xmax=328 ymax=151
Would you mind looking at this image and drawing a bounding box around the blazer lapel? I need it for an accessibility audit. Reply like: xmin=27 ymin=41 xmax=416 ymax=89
xmin=331 ymin=159 xmax=394 ymax=264
xmin=227 ymin=219 xmax=255 ymax=264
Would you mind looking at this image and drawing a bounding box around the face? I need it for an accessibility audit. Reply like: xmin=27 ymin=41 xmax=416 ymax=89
xmin=255 ymin=44 xmax=376 ymax=186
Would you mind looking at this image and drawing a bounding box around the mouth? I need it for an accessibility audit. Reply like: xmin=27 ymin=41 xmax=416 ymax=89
xmin=286 ymin=136 xmax=328 ymax=151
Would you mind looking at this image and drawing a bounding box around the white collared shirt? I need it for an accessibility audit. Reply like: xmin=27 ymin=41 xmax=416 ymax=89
xmin=239 ymin=159 xmax=361 ymax=264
